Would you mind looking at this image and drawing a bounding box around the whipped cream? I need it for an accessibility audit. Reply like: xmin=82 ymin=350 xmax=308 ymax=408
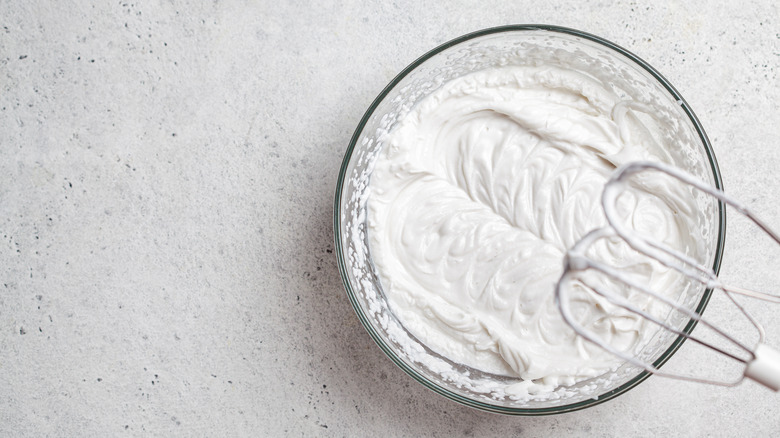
xmin=367 ymin=65 xmax=698 ymax=386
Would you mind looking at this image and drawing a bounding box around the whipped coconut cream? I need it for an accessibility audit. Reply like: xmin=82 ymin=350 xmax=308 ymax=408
xmin=367 ymin=65 xmax=698 ymax=386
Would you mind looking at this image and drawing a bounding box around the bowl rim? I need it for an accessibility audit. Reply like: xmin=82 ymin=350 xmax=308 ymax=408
xmin=333 ymin=24 xmax=726 ymax=415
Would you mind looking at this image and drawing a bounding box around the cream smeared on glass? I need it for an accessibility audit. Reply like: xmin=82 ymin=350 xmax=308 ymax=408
xmin=367 ymin=65 xmax=697 ymax=386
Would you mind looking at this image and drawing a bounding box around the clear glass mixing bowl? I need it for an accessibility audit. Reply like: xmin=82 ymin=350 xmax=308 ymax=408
xmin=334 ymin=25 xmax=726 ymax=415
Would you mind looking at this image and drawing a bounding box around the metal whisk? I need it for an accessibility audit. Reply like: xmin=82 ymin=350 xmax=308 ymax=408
xmin=556 ymin=161 xmax=780 ymax=390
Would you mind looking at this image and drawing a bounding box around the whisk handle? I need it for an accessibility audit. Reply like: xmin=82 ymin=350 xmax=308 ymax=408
xmin=744 ymin=344 xmax=780 ymax=391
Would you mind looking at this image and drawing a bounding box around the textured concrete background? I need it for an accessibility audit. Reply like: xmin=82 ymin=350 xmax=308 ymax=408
xmin=1 ymin=1 xmax=779 ymax=436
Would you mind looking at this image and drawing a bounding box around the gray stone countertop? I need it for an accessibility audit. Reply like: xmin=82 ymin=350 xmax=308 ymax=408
xmin=2 ymin=1 xmax=779 ymax=436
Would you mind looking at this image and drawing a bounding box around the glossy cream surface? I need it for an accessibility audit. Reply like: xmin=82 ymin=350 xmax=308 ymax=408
xmin=367 ymin=65 xmax=696 ymax=386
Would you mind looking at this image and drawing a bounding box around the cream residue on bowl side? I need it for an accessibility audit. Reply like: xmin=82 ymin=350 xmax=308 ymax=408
xmin=367 ymin=65 xmax=699 ymax=389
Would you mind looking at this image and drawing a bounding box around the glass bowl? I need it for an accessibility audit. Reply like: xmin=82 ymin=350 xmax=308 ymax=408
xmin=334 ymin=25 xmax=725 ymax=415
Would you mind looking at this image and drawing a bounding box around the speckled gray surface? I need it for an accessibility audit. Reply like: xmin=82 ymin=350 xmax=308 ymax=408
xmin=1 ymin=1 xmax=779 ymax=436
